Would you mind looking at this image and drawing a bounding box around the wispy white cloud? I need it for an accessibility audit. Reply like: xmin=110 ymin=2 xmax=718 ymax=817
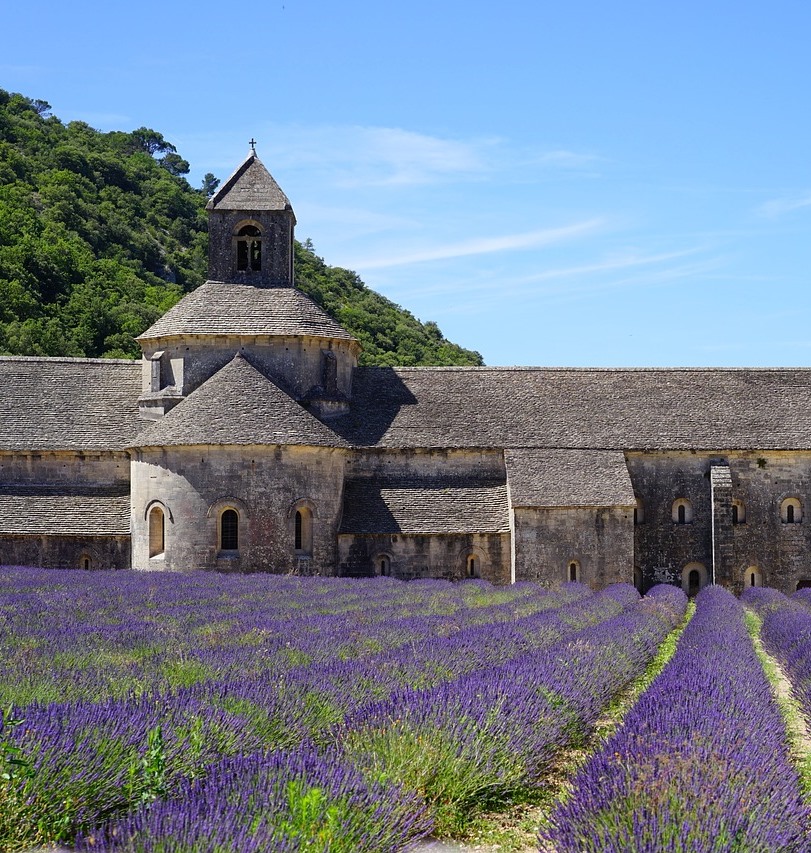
xmin=515 ymin=248 xmax=703 ymax=284
xmin=347 ymin=219 xmax=604 ymax=270
xmin=758 ymin=193 xmax=811 ymax=218
xmin=269 ymin=124 xmax=495 ymax=187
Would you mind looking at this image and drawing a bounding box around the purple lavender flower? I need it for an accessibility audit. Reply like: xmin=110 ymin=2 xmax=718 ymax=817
xmin=543 ymin=586 xmax=811 ymax=852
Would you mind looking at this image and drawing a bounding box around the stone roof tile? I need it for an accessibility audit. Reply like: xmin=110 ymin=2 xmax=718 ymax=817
xmin=133 ymin=354 xmax=347 ymax=449
xmin=0 ymin=357 xmax=141 ymax=451
xmin=206 ymin=153 xmax=293 ymax=213
xmin=505 ymin=449 xmax=635 ymax=507
xmin=0 ymin=485 xmax=130 ymax=535
xmin=339 ymin=476 xmax=510 ymax=534
xmin=334 ymin=366 xmax=811 ymax=451
xmin=137 ymin=282 xmax=357 ymax=342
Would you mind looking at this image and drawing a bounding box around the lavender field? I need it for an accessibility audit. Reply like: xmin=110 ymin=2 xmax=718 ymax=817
xmin=0 ymin=568 xmax=807 ymax=851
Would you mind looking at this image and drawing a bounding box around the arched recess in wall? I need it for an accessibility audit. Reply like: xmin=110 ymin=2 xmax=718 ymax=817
xmin=744 ymin=566 xmax=763 ymax=588
xmin=374 ymin=553 xmax=393 ymax=577
xmin=781 ymin=497 xmax=803 ymax=524
xmin=459 ymin=546 xmax=487 ymax=580
xmin=681 ymin=562 xmax=708 ymax=596
xmin=288 ymin=499 xmax=317 ymax=557
xmin=732 ymin=499 xmax=746 ymax=525
xmin=144 ymin=500 xmax=173 ymax=559
xmin=207 ymin=497 xmax=249 ymax=553
xmin=78 ymin=549 xmax=98 ymax=571
xmin=567 ymin=559 xmax=581 ymax=583
xmin=233 ymin=219 xmax=263 ymax=272
xmin=672 ymin=498 xmax=693 ymax=524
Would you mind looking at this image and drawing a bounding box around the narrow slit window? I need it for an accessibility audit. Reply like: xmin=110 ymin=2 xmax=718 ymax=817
xmin=294 ymin=507 xmax=313 ymax=556
xmin=149 ymin=506 xmax=165 ymax=557
xmin=221 ymin=509 xmax=239 ymax=550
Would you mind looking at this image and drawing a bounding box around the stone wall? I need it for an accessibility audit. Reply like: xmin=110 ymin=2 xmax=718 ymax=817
xmin=345 ymin=447 xmax=506 ymax=481
xmin=627 ymin=450 xmax=811 ymax=595
xmin=337 ymin=531 xmax=511 ymax=584
xmin=0 ymin=535 xmax=130 ymax=570
xmin=140 ymin=336 xmax=357 ymax=403
xmin=208 ymin=209 xmax=295 ymax=288
xmin=512 ymin=506 xmax=634 ymax=588
xmin=131 ymin=444 xmax=346 ymax=574
xmin=0 ymin=450 xmax=130 ymax=486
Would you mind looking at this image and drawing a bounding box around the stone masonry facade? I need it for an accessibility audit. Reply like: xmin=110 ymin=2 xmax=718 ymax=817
xmin=3 ymin=151 xmax=811 ymax=596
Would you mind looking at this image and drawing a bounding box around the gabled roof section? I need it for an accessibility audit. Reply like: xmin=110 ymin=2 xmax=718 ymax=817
xmin=339 ymin=476 xmax=510 ymax=535
xmin=137 ymin=282 xmax=357 ymax=343
xmin=506 ymin=449 xmax=635 ymax=508
xmin=132 ymin=354 xmax=346 ymax=449
xmin=334 ymin=366 xmax=811 ymax=451
xmin=0 ymin=485 xmax=130 ymax=536
xmin=206 ymin=152 xmax=294 ymax=214
xmin=0 ymin=357 xmax=141 ymax=452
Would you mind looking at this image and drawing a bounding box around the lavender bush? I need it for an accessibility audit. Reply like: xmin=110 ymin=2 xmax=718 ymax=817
xmin=78 ymin=747 xmax=432 ymax=853
xmin=744 ymin=585 xmax=811 ymax=725
xmin=338 ymin=586 xmax=686 ymax=835
xmin=543 ymin=586 xmax=811 ymax=852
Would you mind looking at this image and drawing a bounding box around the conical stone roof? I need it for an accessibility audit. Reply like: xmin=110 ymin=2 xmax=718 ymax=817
xmin=132 ymin=354 xmax=346 ymax=449
xmin=136 ymin=282 xmax=357 ymax=343
xmin=206 ymin=152 xmax=294 ymax=214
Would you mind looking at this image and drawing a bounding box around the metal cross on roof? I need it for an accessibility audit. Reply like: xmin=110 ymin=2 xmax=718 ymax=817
xmin=249 ymin=138 xmax=257 ymax=154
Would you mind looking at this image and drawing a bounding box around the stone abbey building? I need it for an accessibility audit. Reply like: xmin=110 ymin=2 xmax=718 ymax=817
xmin=2 ymin=151 xmax=811 ymax=596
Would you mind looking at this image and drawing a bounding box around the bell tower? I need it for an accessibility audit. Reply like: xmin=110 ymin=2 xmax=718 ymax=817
xmin=206 ymin=147 xmax=296 ymax=287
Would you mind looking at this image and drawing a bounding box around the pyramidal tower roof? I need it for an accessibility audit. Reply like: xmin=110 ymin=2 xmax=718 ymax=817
xmin=206 ymin=150 xmax=294 ymax=217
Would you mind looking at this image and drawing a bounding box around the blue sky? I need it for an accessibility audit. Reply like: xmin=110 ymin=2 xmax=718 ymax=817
xmin=3 ymin=1 xmax=811 ymax=367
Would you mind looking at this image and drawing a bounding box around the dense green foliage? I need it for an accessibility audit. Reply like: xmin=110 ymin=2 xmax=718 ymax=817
xmin=0 ymin=89 xmax=482 ymax=366
xmin=295 ymin=240 xmax=482 ymax=366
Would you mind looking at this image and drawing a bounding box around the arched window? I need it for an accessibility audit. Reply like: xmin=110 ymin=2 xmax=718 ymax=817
xmin=781 ymin=498 xmax=802 ymax=524
xmin=294 ymin=507 xmax=313 ymax=555
xmin=236 ymin=224 xmax=262 ymax=271
xmin=80 ymin=554 xmax=92 ymax=571
xmin=681 ymin=562 xmax=708 ymax=596
xmin=634 ymin=498 xmax=644 ymax=525
xmin=376 ymin=554 xmax=391 ymax=576
xmin=745 ymin=567 xmax=762 ymax=588
xmin=672 ymin=499 xmax=693 ymax=524
xmin=732 ymin=500 xmax=746 ymax=525
xmin=568 ymin=560 xmax=580 ymax=583
xmin=149 ymin=506 xmax=165 ymax=558
xmin=220 ymin=508 xmax=239 ymax=551
xmin=467 ymin=554 xmax=480 ymax=578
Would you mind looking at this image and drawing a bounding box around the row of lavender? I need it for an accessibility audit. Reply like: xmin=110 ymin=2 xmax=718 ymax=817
xmin=542 ymin=586 xmax=811 ymax=852
xmin=78 ymin=584 xmax=688 ymax=850
xmin=0 ymin=567 xmax=686 ymax=850
xmin=0 ymin=567 xmax=590 ymax=705
xmin=743 ymin=585 xmax=811 ymax=741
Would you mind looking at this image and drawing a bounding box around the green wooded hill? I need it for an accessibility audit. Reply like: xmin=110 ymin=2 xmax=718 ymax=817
xmin=0 ymin=89 xmax=483 ymax=367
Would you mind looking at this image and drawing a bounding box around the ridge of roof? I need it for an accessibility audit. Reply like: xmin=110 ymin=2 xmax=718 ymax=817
xmin=356 ymin=365 xmax=811 ymax=374
xmin=206 ymin=152 xmax=294 ymax=213
xmin=0 ymin=355 xmax=139 ymax=365
xmin=136 ymin=282 xmax=357 ymax=343
xmin=131 ymin=353 xmax=347 ymax=449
